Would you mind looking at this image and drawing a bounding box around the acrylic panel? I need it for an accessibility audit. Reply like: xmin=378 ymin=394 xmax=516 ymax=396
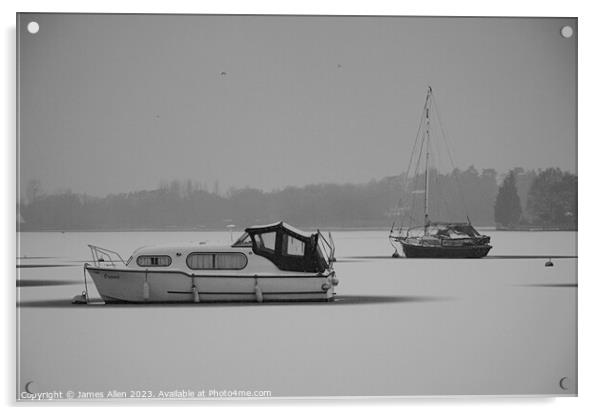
xmin=16 ymin=13 xmax=577 ymax=400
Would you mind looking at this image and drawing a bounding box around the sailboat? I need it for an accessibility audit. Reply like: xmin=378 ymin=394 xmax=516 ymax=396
xmin=389 ymin=86 xmax=492 ymax=258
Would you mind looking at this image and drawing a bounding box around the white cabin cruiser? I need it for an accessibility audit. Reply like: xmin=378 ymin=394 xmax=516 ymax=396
xmin=75 ymin=222 xmax=337 ymax=304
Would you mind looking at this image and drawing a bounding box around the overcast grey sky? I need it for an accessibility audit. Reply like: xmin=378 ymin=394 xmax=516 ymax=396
xmin=18 ymin=14 xmax=576 ymax=196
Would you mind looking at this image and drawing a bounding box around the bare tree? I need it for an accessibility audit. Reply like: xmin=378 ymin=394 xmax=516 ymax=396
xmin=25 ymin=179 xmax=42 ymax=204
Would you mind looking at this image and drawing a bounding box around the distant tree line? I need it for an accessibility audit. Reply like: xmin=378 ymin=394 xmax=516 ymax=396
xmin=18 ymin=167 xmax=577 ymax=231
xmin=494 ymin=168 xmax=577 ymax=229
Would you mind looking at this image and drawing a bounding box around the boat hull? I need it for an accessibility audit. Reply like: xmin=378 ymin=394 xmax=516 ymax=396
xmin=399 ymin=241 xmax=492 ymax=258
xmin=86 ymin=267 xmax=336 ymax=303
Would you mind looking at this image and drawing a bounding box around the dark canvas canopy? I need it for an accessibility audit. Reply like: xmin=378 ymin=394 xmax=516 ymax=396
xmin=407 ymin=222 xmax=482 ymax=239
xmin=235 ymin=222 xmax=331 ymax=273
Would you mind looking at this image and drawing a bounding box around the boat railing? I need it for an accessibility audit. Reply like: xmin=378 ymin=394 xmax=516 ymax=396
xmin=87 ymin=244 xmax=126 ymax=267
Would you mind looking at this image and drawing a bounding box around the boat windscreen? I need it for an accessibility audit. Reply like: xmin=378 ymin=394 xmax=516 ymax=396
xmin=317 ymin=234 xmax=333 ymax=263
xmin=232 ymin=232 xmax=253 ymax=247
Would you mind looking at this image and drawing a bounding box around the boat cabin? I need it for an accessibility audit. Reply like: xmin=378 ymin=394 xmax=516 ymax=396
xmin=407 ymin=222 xmax=483 ymax=239
xmin=233 ymin=221 xmax=333 ymax=273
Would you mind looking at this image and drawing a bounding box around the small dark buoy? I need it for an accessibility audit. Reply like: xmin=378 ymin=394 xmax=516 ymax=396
xmin=220 ymin=71 xmax=227 ymax=76
xmin=545 ymin=258 xmax=554 ymax=267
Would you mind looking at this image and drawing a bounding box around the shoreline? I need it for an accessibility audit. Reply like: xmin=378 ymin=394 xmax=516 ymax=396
xmin=16 ymin=226 xmax=577 ymax=233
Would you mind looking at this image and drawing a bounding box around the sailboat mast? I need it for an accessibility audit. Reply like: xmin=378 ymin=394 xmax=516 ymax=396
xmin=424 ymin=86 xmax=432 ymax=231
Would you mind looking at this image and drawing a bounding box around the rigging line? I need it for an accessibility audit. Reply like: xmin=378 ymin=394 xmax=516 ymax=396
xmin=425 ymin=121 xmax=442 ymax=218
xmin=405 ymin=124 xmax=428 ymax=229
xmin=433 ymin=120 xmax=465 ymax=223
xmin=435 ymin=154 xmax=447 ymax=221
xmin=397 ymin=123 xmax=424 ymax=232
xmin=431 ymin=140 xmax=447 ymax=222
xmin=413 ymin=118 xmax=428 ymax=181
xmin=399 ymin=100 xmax=427 ymax=205
xmin=407 ymin=156 xmax=422 ymax=226
xmin=405 ymin=172 xmax=419 ymax=228
xmin=432 ymin=92 xmax=467 ymax=211
xmin=440 ymin=175 xmax=453 ymax=221
xmin=428 ymin=120 xmax=452 ymax=221
xmin=399 ymin=88 xmax=432 ymax=231
xmin=401 ymin=103 xmax=428 ymax=229
xmin=431 ymin=91 xmax=470 ymax=218
xmin=427 ymin=134 xmax=437 ymax=220
xmin=404 ymin=120 xmax=424 ymax=216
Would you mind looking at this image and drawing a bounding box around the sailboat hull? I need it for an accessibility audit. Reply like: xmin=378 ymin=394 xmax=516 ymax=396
xmin=400 ymin=241 xmax=492 ymax=258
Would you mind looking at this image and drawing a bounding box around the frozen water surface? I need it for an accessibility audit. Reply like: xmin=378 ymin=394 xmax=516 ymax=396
xmin=16 ymin=230 xmax=577 ymax=398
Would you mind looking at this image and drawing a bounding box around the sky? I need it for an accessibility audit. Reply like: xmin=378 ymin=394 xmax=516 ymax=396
xmin=18 ymin=14 xmax=577 ymax=197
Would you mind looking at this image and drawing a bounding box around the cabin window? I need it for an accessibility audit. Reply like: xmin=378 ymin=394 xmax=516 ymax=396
xmin=136 ymin=255 xmax=172 ymax=267
xmin=186 ymin=252 xmax=248 ymax=270
xmin=187 ymin=253 xmax=214 ymax=269
xmin=254 ymin=231 xmax=276 ymax=252
xmin=215 ymin=253 xmax=248 ymax=269
xmin=282 ymin=234 xmax=305 ymax=256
